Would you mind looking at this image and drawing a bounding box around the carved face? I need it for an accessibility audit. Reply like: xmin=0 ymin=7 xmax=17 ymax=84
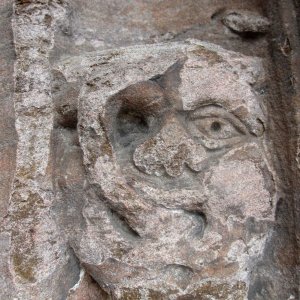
xmin=73 ymin=41 xmax=275 ymax=298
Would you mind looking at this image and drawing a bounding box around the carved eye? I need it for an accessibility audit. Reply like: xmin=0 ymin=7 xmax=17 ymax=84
xmin=188 ymin=106 xmax=248 ymax=149
xmin=193 ymin=117 xmax=242 ymax=140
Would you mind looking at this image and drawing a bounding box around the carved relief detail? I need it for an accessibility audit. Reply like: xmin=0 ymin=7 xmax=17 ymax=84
xmin=56 ymin=40 xmax=275 ymax=299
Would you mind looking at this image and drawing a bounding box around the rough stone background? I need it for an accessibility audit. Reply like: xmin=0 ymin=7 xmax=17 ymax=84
xmin=0 ymin=0 xmax=299 ymax=299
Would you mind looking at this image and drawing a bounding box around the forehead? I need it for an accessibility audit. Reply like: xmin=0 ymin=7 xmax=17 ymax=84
xmin=179 ymin=48 xmax=263 ymax=112
xmin=57 ymin=40 xmax=266 ymax=134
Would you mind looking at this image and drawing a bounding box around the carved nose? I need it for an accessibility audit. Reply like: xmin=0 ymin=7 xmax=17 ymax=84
xmin=133 ymin=116 xmax=205 ymax=177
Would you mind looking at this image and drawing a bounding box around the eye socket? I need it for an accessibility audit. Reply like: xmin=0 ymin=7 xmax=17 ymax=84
xmin=117 ymin=109 xmax=149 ymax=137
xmin=188 ymin=106 xmax=248 ymax=150
xmin=115 ymin=108 xmax=158 ymax=148
xmin=193 ymin=117 xmax=242 ymax=140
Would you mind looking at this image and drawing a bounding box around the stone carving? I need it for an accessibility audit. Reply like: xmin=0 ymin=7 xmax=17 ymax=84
xmin=55 ymin=40 xmax=276 ymax=299
xmin=1 ymin=0 xmax=299 ymax=299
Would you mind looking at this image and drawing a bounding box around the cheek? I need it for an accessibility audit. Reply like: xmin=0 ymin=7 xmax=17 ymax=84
xmin=204 ymin=157 xmax=274 ymax=223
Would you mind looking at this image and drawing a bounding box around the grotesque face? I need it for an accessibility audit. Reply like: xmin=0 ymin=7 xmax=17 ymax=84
xmin=70 ymin=40 xmax=275 ymax=299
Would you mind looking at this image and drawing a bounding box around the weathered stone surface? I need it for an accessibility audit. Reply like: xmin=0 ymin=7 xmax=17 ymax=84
xmin=222 ymin=10 xmax=271 ymax=34
xmin=0 ymin=0 xmax=299 ymax=299
xmin=52 ymin=40 xmax=274 ymax=298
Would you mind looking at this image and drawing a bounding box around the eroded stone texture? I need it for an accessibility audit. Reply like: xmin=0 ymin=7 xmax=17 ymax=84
xmin=1 ymin=1 xmax=299 ymax=299
xmin=222 ymin=10 xmax=271 ymax=34
xmin=0 ymin=1 xmax=17 ymax=298
xmin=53 ymin=40 xmax=277 ymax=299
xmin=50 ymin=0 xmax=268 ymax=60
xmin=2 ymin=1 xmax=80 ymax=299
